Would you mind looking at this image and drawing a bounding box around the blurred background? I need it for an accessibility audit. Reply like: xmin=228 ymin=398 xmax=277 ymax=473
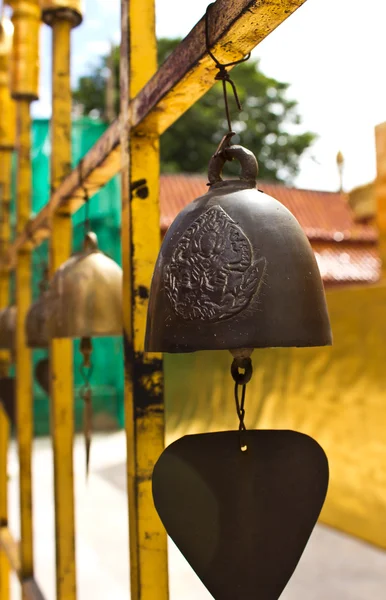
xmin=2 ymin=0 xmax=386 ymax=598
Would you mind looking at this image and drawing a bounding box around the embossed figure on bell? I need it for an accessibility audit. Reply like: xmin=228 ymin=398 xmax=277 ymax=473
xmin=164 ymin=205 xmax=267 ymax=322
xmin=145 ymin=144 xmax=332 ymax=353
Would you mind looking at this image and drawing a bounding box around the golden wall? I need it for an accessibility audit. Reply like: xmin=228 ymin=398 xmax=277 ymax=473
xmin=165 ymin=283 xmax=386 ymax=548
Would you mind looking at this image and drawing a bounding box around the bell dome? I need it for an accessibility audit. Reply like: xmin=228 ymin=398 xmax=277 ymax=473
xmin=145 ymin=145 xmax=332 ymax=353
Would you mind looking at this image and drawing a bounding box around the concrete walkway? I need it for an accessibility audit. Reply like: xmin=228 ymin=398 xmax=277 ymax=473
xmin=7 ymin=432 xmax=386 ymax=599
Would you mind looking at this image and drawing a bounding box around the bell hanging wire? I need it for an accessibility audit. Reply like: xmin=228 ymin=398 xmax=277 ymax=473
xmin=82 ymin=186 xmax=91 ymax=241
xmin=79 ymin=335 xmax=93 ymax=476
xmin=205 ymin=2 xmax=250 ymax=137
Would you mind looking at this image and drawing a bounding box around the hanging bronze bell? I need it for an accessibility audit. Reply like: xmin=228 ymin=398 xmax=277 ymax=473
xmin=48 ymin=232 xmax=123 ymax=339
xmin=145 ymin=144 xmax=332 ymax=352
xmin=0 ymin=306 xmax=16 ymax=350
xmin=25 ymin=291 xmax=51 ymax=348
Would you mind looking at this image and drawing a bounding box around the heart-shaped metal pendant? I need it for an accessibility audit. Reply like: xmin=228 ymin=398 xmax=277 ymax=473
xmin=153 ymin=429 xmax=328 ymax=600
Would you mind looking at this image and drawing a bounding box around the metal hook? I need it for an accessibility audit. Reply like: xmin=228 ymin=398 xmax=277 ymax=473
xmin=78 ymin=160 xmax=91 ymax=240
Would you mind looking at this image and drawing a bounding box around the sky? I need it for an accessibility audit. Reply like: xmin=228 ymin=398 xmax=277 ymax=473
xmin=20 ymin=0 xmax=386 ymax=192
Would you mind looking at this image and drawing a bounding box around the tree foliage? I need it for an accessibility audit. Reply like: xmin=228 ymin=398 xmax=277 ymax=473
xmin=72 ymin=39 xmax=315 ymax=183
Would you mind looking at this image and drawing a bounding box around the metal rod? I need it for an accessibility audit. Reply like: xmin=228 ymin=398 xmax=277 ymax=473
xmin=49 ymin=15 xmax=77 ymax=600
xmin=120 ymin=0 xmax=169 ymax=597
xmin=15 ymin=98 xmax=34 ymax=597
xmin=9 ymin=3 xmax=40 ymax=596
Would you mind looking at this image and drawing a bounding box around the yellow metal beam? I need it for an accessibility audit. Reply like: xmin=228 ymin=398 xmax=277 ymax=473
xmin=120 ymin=0 xmax=168 ymax=597
xmin=0 ymin=0 xmax=307 ymax=269
xmin=48 ymin=15 xmax=76 ymax=600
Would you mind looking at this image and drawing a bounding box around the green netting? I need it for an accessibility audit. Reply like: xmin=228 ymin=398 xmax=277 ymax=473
xmin=12 ymin=117 xmax=124 ymax=435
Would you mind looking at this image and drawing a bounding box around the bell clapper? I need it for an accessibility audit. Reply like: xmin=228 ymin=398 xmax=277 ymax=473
xmin=79 ymin=336 xmax=93 ymax=477
xmin=230 ymin=350 xmax=253 ymax=452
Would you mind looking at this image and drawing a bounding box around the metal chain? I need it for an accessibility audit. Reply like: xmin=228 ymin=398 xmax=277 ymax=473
xmin=79 ymin=337 xmax=93 ymax=476
xmin=231 ymin=357 xmax=253 ymax=451
xmin=234 ymin=381 xmax=247 ymax=432
xmin=205 ymin=2 xmax=251 ymax=134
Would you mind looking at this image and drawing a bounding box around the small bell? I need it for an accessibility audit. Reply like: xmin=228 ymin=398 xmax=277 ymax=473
xmin=48 ymin=232 xmax=123 ymax=339
xmin=146 ymin=144 xmax=332 ymax=353
xmin=0 ymin=306 xmax=16 ymax=350
xmin=47 ymin=231 xmax=122 ymax=476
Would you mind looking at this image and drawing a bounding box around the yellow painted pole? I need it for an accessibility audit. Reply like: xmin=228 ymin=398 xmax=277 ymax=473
xmin=50 ymin=18 xmax=76 ymax=600
xmin=0 ymin=15 xmax=16 ymax=600
xmin=39 ymin=2 xmax=82 ymax=598
xmin=120 ymin=0 xmax=168 ymax=598
xmin=8 ymin=1 xmax=40 ymax=596
xmin=15 ymin=97 xmax=34 ymax=592
xmin=0 ymin=15 xmax=16 ymax=372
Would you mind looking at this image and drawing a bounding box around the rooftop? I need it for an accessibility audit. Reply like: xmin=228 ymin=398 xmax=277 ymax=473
xmin=159 ymin=174 xmax=380 ymax=287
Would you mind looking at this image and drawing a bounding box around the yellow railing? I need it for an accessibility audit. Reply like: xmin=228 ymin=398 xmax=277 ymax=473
xmin=0 ymin=0 xmax=308 ymax=598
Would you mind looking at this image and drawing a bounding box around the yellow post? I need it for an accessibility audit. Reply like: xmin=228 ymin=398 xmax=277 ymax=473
xmin=120 ymin=0 xmax=169 ymax=597
xmin=15 ymin=97 xmax=34 ymax=591
xmin=0 ymin=14 xmax=16 ymax=370
xmin=0 ymin=15 xmax=16 ymax=600
xmin=8 ymin=1 xmax=40 ymax=595
xmin=39 ymin=2 xmax=82 ymax=599
xmin=0 ymin=150 xmax=13 ymax=324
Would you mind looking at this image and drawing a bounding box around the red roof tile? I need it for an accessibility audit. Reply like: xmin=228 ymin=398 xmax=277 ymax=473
xmin=159 ymin=174 xmax=377 ymax=242
xmin=159 ymin=174 xmax=380 ymax=287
